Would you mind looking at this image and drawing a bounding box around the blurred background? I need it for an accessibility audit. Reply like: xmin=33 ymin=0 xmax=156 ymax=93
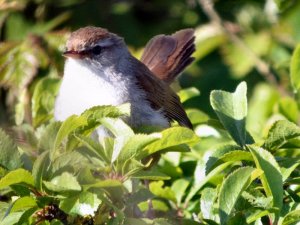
xmin=0 ymin=0 xmax=300 ymax=140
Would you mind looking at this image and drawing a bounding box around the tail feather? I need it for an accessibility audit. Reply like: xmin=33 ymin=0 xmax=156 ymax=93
xmin=141 ymin=29 xmax=195 ymax=84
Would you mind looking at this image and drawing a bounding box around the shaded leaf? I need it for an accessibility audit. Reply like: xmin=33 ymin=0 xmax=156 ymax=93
xmin=32 ymin=151 xmax=51 ymax=191
xmin=52 ymin=115 xmax=87 ymax=159
xmin=0 ymin=128 xmax=22 ymax=170
xmin=32 ymin=77 xmax=60 ymax=127
xmin=185 ymin=162 xmax=232 ymax=205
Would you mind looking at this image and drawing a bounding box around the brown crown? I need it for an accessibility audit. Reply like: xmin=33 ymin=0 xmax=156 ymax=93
xmin=66 ymin=26 xmax=111 ymax=51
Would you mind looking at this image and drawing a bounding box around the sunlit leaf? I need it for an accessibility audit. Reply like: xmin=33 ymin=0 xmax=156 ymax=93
xmin=0 ymin=168 xmax=34 ymax=189
xmin=218 ymin=167 xmax=261 ymax=225
xmin=171 ymin=179 xmax=189 ymax=205
xmin=60 ymin=191 xmax=101 ymax=216
xmin=10 ymin=196 xmax=37 ymax=212
xmin=291 ymin=44 xmax=300 ymax=93
xmin=178 ymin=87 xmax=200 ymax=103
xmin=43 ymin=172 xmax=81 ymax=193
xmin=248 ymin=146 xmax=283 ymax=218
xmin=149 ymin=180 xmax=176 ymax=203
xmin=278 ymin=97 xmax=299 ymax=123
xmin=264 ymin=120 xmax=300 ymax=150
xmin=140 ymin=127 xmax=199 ymax=159
xmin=210 ymin=82 xmax=253 ymax=146
xmin=282 ymin=210 xmax=300 ymax=225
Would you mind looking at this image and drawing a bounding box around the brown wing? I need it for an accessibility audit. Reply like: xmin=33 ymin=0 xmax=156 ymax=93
xmin=134 ymin=60 xmax=193 ymax=129
xmin=140 ymin=29 xmax=195 ymax=84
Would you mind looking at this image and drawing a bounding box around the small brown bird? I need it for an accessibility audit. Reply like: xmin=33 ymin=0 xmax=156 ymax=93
xmin=54 ymin=26 xmax=195 ymax=133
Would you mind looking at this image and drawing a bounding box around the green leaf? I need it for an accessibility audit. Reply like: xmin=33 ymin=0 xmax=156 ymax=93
xmin=206 ymin=149 xmax=252 ymax=173
xmin=127 ymin=188 xmax=154 ymax=205
xmin=74 ymin=134 xmax=109 ymax=164
xmin=80 ymin=104 xmax=130 ymax=123
xmin=39 ymin=121 xmax=62 ymax=151
xmin=0 ymin=38 xmax=48 ymax=89
xmin=186 ymin=109 xmax=209 ymax=125
xmin=274 ymin=0 xmax=294 ymax=11
xmin=0 ymin=168 xmax=34 ymax=189
xmin=291 ymin=44 xmax=300 ymax=92
xmin=43 ymin=172 xmax=81 ymax=193
xmin=100 ymin=117 xmax=134 ymax=137
xmin=247 ymin=83 xmax=280 ymax=141
xmin=201 ymin=187 xmax=218 ymax=220
xmin=264 ymin=120 xmax=300 ymax=150
xmin=83 ymin=179 xmax=123 ymax=190
xmin=171 ymin=179 xmax=189 ymax=205
xmin=132 ymin=169 xmax=170 ymax=180
xmin=149 ymin=181 xmax=176 ymax=203
xmin=281 ymin=210 xmax=300 ymax=225
xmin=246 ymin=209 xmax=275 ymax=224
xmin=178 ymin=87 xmax=200 ymax=103
xmin=117 ymin=133 xmax=160 ymax=164
xmin=139 ymin=199 xmax=169 ymax=213
xmin=32 ymin=151 xmax=51 ymax=191
xmin=0 ymin=128 xmax=22 ymax=170
xmin=218 ymin=167 xmax=261 ymax=225
xmin=185 ymin=162 xmax=232 ymax=205
xmin=100 ymin=118 xmax=135 ymax=163
xmin=210 ymin=82 xmax=253 ymax=147
xmin=60 ymin=191 xmax=101 ymax=216
xmin=52 ymin=115 xmax=88 ymax=159
xmin=278 ymin=97 xmax=299 ymax=123
xmin=248 ymin=146 xmax=283 ymax=217
xmin=0 ymin=212 xmax=23 ymax=225
xmin=124 ymin=218 xmax=152 ymax=225
xmin=140 ymin=127 xmax=199 ymax=158
xmin=14 ymin=89 xmax=27 ymax=125
xmin=32 ymin=77 xmax=60 ymax=127
xmin=280 ymin=158 xmax=300 ymax=182
xmin=10 ymin=196 xmax=37 ymax=212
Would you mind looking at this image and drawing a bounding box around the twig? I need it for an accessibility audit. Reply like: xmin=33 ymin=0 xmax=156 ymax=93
xmin=198 ymin=0 xmax=288 ymax=95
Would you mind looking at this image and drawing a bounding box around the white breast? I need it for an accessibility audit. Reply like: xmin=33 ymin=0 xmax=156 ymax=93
xmin=54 ymin=59 xmax=128 ymax=121
xmin=54 ymin=58 xmax=169 ymax=129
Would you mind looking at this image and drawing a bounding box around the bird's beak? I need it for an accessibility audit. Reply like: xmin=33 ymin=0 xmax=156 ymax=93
xmin=63 ymin=50 xmax=88 ymax=59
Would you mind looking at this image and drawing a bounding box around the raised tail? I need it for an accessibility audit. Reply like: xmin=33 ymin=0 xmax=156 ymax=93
xmin=140 ymin=28 xmax=195 ymax=84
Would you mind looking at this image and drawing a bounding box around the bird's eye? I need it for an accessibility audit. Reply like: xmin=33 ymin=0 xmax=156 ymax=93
xmin=91 ymin=45 xmax=102 ymax=55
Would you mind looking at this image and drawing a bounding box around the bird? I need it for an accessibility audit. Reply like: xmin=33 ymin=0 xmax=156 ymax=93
xmin=54 ymin=26 xmax=195 ymax=134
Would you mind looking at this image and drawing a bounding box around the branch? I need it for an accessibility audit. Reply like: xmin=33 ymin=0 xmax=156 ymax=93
xmin=198 ymin=0 xmax=288 ymax=95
